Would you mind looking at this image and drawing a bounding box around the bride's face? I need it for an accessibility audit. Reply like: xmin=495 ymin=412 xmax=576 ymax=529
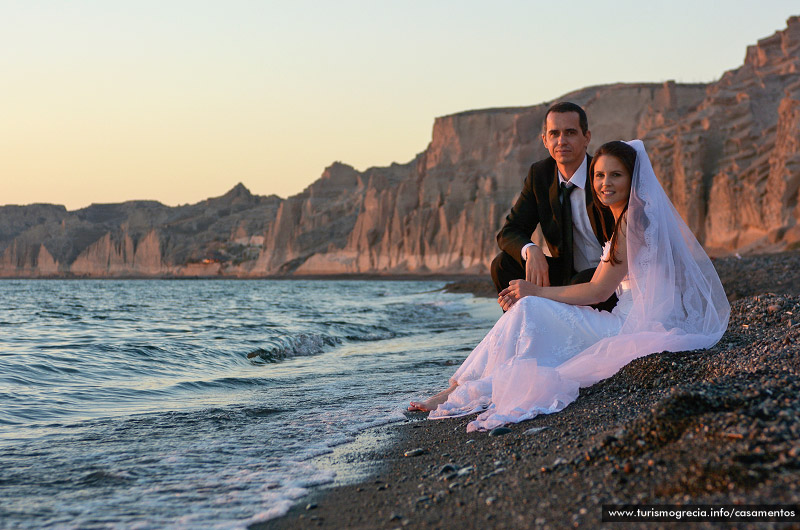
xmin=593 ymin=155 xmax=631 ymax=209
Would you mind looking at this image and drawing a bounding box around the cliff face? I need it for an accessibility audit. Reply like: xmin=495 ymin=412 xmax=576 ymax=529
xmin=619 ymin=16 xmax=800 ymax=254
xmin=251 ymin=82 xmax=711 ymax=275
xmin=0 ymin=185 xmax=282 ymax=277
xmin=688 ymin=17 xmax=800 ymax=252
xmin=255 ymin=17 xmax=800 ymax=274
xmin=2 ymin=18 xmax=799 ymax=277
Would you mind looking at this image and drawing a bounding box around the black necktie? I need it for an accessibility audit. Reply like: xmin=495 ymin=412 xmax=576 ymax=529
xmin=560 ymin=182 xmax=576 ymax=274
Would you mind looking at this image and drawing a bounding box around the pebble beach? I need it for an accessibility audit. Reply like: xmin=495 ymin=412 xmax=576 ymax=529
xmin=257 ymin=251 xmax=800 ymax=530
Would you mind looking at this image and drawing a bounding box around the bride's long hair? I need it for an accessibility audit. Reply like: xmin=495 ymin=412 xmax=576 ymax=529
xmin=589 ymin=141 xmax=637 ymax=265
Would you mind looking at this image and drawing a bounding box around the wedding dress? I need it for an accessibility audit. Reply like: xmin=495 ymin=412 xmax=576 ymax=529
xmin=430 ymin=140 xmax=730 ymax=432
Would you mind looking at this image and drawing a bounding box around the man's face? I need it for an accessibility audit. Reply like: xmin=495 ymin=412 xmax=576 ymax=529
xmin=541 ymin=111 xmax=591 ymax=169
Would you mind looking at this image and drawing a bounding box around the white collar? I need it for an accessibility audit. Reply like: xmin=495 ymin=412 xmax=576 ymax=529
xmin=557 ymin=155 xmax=588 ymax=189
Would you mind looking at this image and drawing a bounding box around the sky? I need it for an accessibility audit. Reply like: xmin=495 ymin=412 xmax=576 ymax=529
xmin=1 ymin=1 xmax=798 ymax=210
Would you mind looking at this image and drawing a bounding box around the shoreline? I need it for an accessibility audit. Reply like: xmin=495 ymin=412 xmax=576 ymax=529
xmin=0 ymin=273 xmax=488 ymax=282
xmin=255 ymin=251 xmax=800 ymax=529
xmin=2 ymin=249 xmax=799 ymax=289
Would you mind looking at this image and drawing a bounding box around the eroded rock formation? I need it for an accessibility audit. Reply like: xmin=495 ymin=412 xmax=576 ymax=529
xmin=0 ymin=185 xmax=282 ymax=277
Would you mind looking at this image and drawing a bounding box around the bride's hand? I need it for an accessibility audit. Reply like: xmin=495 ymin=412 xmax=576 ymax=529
xmin=498 ymin=280 xmax=540 ymax=310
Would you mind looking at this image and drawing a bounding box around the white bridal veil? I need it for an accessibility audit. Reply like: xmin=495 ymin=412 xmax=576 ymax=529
xmin=557 ymin=140 xmax=730 ymax=383
xmin=433 ymin=140 xmax=730 ymax=431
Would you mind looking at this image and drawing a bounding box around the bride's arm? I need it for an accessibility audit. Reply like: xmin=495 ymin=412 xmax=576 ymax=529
xmin=499 ymin=225 xmax=628 ymax=309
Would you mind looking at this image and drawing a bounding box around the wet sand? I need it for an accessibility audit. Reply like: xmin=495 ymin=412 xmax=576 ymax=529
xmin=254 ymin=251 xmax=800 ymax=530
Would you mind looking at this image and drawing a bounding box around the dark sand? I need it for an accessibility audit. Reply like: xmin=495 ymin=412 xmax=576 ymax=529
xmin=255 ymin=251 xmax=800 ymax=530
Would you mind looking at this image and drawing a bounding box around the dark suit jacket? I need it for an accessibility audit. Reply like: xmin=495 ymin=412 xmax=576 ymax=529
xmin=496 ymin=154 xmax=615 ymax=273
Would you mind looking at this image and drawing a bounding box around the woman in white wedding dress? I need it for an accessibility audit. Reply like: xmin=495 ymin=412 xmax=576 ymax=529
xmin=410 ymin=140 xmax=730 ymax=432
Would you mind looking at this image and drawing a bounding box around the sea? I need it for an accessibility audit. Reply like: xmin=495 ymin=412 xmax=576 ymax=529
xmin=0 ymin=279 xmax=499 ymax=529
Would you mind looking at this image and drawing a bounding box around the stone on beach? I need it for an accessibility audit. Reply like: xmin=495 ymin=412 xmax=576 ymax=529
xmin=488 ymin=427 xmax=512 ymax=436
xmin=438 ymin=464 xmax=456 ymax=475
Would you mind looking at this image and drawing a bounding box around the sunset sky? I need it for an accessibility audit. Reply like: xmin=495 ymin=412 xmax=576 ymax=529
xmin=2 ymin=1 xmax=797 ymax=210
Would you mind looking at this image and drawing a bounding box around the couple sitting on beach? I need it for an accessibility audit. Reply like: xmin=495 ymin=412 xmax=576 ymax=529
xmin=410 ymin=102 xmax=730 ymax=432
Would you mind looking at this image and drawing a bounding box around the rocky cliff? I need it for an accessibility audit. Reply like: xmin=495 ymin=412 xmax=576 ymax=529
xmin=2 ymin=17 xmax=799 ymax=277
xmin=0 ymin=185 xmax=282 ymax=277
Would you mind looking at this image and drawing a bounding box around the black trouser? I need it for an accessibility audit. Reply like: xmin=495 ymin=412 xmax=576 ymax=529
xmin=490 ymin=250 xmax=617 ymax=312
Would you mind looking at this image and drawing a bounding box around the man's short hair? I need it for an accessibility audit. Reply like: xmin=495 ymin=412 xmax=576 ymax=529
xmin=543 ymin=102 xmax=589 ymax=135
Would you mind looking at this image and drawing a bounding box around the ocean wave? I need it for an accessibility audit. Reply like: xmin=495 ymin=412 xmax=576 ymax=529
xmin=169 ymin=377 xmax=273 ymax=391
xmin=35 ymin=309 xmax=81 ymax=320
xmin=246 ymin=333 xmax=341 ymax=363
xmin=129 ymin=404 xmax=285 ymax=426
xmin=78 ymin=469 xmax=135 ymax=487
xmin=326 ymin=321 xmax=397 ymax=342
xmin=409 ymin=358 xmax=462 ymax=369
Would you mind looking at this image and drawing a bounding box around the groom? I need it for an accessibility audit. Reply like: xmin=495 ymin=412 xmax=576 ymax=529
xmin=491 ymin=102 xmax=616 ymax=310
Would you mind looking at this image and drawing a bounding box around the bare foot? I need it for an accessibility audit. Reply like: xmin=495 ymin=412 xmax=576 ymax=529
xmin=408 ymin=383 xmax=458 ymax=412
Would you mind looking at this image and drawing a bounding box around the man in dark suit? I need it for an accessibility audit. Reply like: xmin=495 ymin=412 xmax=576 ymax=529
xmin=491 ymin=102 xmax=616 ymax=311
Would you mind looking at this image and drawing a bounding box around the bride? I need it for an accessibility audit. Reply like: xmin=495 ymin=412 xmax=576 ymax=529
xmin=410 ymin=140 xmax=730 ymax=432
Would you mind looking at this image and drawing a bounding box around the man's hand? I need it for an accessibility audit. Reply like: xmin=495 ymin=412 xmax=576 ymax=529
xmin=524 ymin=245 xmax=550 ymax=287
xmin=498 ymin=279 xmax=540 ymax=311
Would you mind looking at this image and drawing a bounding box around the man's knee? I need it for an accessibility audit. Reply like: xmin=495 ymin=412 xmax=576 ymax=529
xmin=491 ymin=251 xmax=523 ymax=293
xmin=490 ymin=252 xmax=505 ymax=280
xmin=490 ymin=252 xmax=506 ymax=292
